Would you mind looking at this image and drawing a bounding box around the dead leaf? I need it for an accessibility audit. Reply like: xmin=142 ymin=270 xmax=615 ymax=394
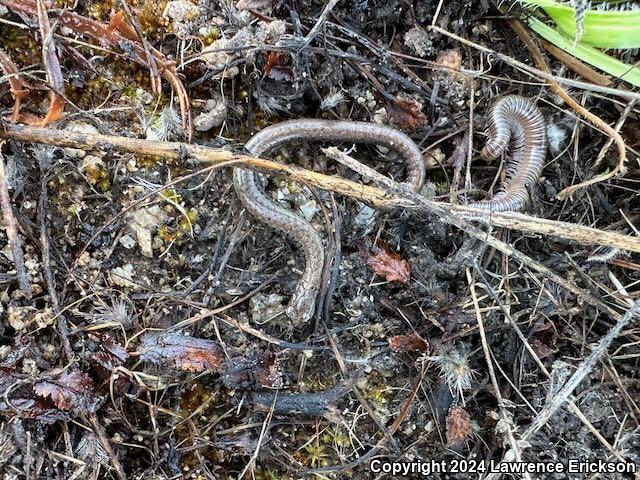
xmin=139 ymin=331 xmax=224 ymax=373
xmin=0 ymin=369 xmax=101 ymax=422
xmin=91 ymin=333 xmax=129 ymax=371
xmin=359 ymin=240 xmax=410 ymax=283
xmin=446 ymin=405 xmax=472 ymax=446
xmin=435 ymin=48 xmax=462 ymax=72
xmin=34 ymin=370 xmax=102 ymax=413
xmin=264 ymin=51 xmax=293 ymax=81
xmin=386 ymin=96 xmax=427 ymax=131
xmin=388 ymin=333 xmax=429 ymax=353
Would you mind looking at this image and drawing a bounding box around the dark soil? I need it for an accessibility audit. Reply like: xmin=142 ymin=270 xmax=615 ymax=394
xmin=0 ymin=0 xmax=638 ymax=479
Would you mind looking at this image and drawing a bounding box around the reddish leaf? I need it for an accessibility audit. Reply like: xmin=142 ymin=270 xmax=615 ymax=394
xmin=254 ymin=352 xmax=282 ymax=388
xmin=446 ymin=405 xmax=472 ymax=446
xmin=5 ymin=397 xmax=70 ymax=423
xmin=264 ymin=51 xmax=293 ymax=81
xmin=386 ymin=97 xmax=427 ymax=131
xmin=359 ymin=240 xmax=410 ymax=283
xmin=530 ymin=321 xmax=558 ymax=359
xmin=0 ymin=369 xmax=100 ymax=422
xmin=34 ymin=370 xmax=102 ymax=413
xmin=91 ymin=333 xmax=129 ymax=371
xmin=139 ymin=332 xmax=224 ymax=373
xmin=529 ymin=338 xmax=557 ymax=359
xmin=388 ymin=333 xmax=429 ymax=353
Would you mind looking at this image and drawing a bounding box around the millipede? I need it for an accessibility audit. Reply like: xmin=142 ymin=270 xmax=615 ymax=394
xmin=467 ymin=95 xmax=547 ymax=212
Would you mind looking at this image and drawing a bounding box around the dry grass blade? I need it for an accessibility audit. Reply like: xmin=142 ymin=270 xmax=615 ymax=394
xmin=507 ymin=19 xmax=630 ymax=200
xmin=35 ymin=0 xmax=65 ymax=126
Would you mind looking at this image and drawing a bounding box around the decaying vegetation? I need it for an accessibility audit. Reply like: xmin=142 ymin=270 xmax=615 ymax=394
xmin=0 ymin=0 xmax=638 ymax=478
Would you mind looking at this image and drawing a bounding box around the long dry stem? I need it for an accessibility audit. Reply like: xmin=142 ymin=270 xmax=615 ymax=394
xmin=0 ymin=144 xmax=30 ymax=295
xmin=1 ymin=124 xmax=638 ymax=254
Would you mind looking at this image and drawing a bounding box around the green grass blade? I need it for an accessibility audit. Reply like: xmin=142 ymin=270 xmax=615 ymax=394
xmin=521 ymin=0 xmax=640 ymax=48
xmin=525 ymin=16 xmax=640 ymax=87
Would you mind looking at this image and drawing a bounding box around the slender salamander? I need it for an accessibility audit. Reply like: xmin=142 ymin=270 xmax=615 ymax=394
xmin=234 ymin=96 xmax=546 ymax=322
xmin=233 ymin=119 xmax=426 ymax=323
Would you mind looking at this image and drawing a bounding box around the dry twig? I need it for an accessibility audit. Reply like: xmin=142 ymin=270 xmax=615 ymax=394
xmin=1 ymin=124 xmax=638 ymax=254
xmin=0 ymin=143 xmax=30 ymax=295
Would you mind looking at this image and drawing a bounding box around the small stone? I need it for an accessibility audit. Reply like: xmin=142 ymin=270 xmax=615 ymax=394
xmin=130 ymin=205 xmax=167 ymax=258
xmin=298 ymin=200 xmax=319 ymax=221
xmin=194 ymin=97 xmax=227 ymax=131
xmin=249 ymin=293 xmax=286 ymax=322
xmin=109 ymin=264 xmax=140 ymax=290
xmin=7 ymin=306 xmax=55 ymax=332
xmin=163 ymin=1 xmax=199 ymax=38
xmin=353 ymin=205 xmax=376 ymax=226
xmin=119 ymin=234 xmax=136 ymax=249
xmin=201 ymin=37 xmax=240 ymax=78
xmin=404 ymin=26 xmax=434 ymax=57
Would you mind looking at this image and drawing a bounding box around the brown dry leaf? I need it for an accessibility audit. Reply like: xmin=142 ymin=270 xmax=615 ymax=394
xmin=360 ymin=240 xmax=410 ymax=283
xmin=264 ymin=51 xmax=293 ymax=81
xmin=530 ymin=321 xmax=558 ymax=359
xmin=91 ymin=333 xmax=129 ymax=371
xmin=388 ymin=333 xmax=429 ymax=353
xmin=139 ymin=331 xmax=224 ymax=373
xmin=446 ymin=405 xmax=472 ymax=446
xmin=0 ymin=368 xmax=71 ymax=423
xmin=254 ymin=352 xmax=282 ymax=387
xmin=33 ymin=370 xmax=102 ymax=413
xmin=386 ymin=96 xmax=427 ymax=131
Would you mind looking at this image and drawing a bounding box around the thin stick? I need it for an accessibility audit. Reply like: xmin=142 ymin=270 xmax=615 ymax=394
xmin=39 ymin=168 xmax=73 ymax=361
xmin=1 ymin=124 xmax=639 ymax=254
xmin=522 ymin=300 xmax=640 ymax=440
xmin=467 ymin=268 xmax=531 ymax=480
xmin=537 ymin=37 xmax=613 ymax=87
xmin=0 ymin=144 xmax=30 ymax=295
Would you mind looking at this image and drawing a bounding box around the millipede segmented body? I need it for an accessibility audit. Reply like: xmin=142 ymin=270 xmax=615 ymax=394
xmin=233 ymin=119 xmax=426 ymax=323
xmin=467 ymin=95 xmax=547 ymax=212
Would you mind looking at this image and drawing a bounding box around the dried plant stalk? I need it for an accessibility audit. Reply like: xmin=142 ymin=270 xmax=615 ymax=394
xmin=0 ymin=145 xmax=30 ymax=295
